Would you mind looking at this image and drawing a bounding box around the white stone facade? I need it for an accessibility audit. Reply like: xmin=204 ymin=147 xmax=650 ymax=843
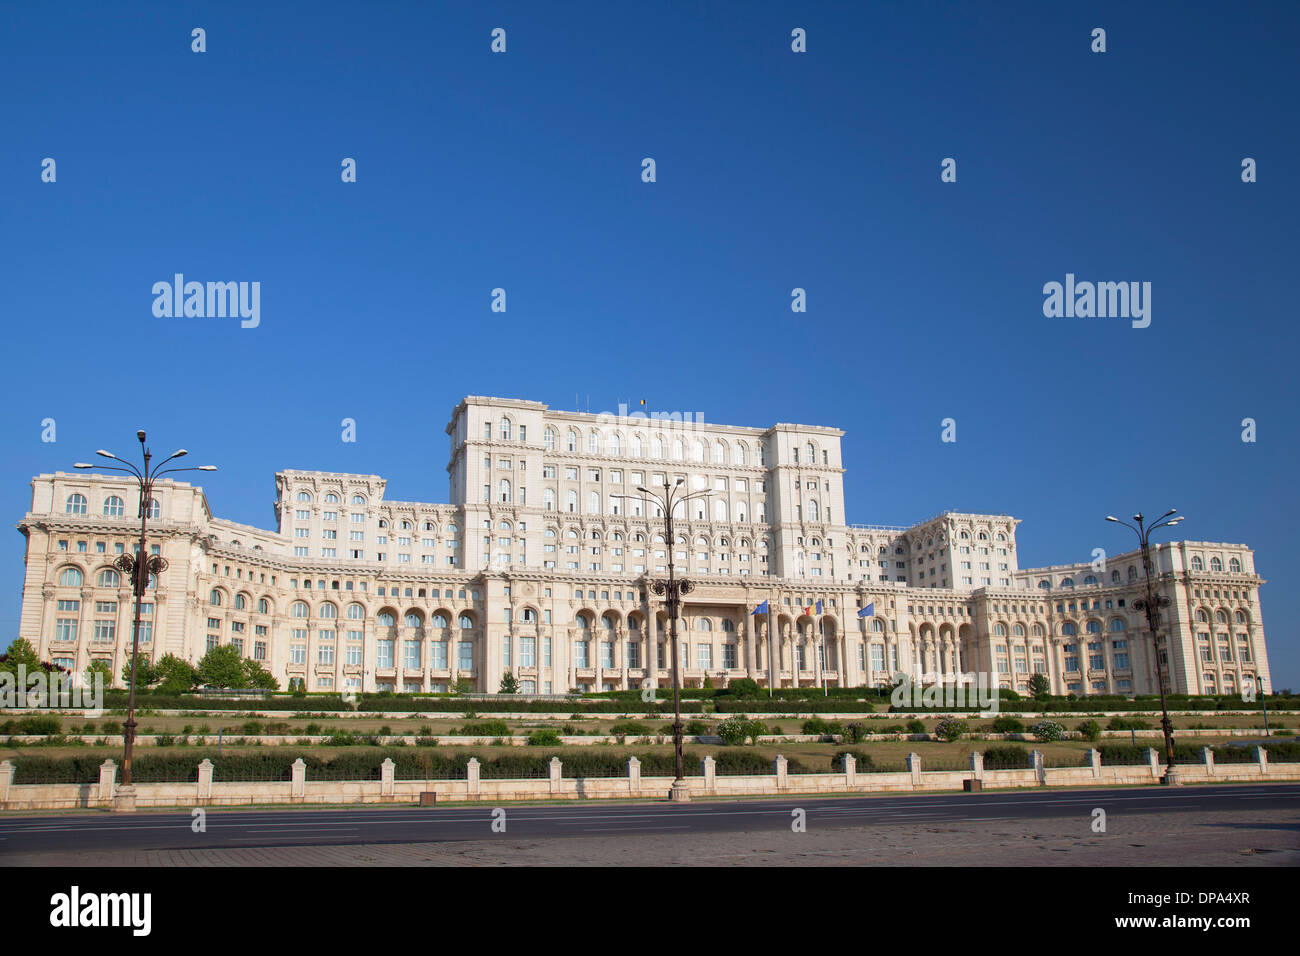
xmin=14 ymin=396 xmax=1271 ymax=698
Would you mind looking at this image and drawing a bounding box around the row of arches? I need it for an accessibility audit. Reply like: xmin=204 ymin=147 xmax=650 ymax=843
xmin=539 ymin=426 xmax=770 ymax=466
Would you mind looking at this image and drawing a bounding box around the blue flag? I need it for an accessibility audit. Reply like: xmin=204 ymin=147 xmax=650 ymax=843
xmin=857 ymin=602 xmax=875 ymax=618
xmin=815 ymin=599 xmax=823 ymax=614
xmin=752 ymin=600 xmax=769 ymax=615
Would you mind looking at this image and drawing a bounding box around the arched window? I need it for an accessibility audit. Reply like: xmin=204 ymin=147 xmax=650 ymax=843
xmin=66 ymin=494 xmax=88 ymax=515
xmin=319 ymin=603 xmax=337 ymax=619
xmin=576 ymin=615 xmax=590 ymax=630
xmin=630 ymin=434 xmax=643 ymax=457
xmin=522 ymin=608 xmax=536 ymax=624
xmin=602 ymin=614 xmax=616 ymax=631
xmin=733 ymin=443 xmax=746 ymax=465
xmin=1215 ymin=609 xmax=1229 ymax=624
xmin=377 ymin=611 xmax=395 ymax=627
xmin=1061 ymin=622 xmax=1077 ymax=636
xmin=1210 ymin=556 xmax=1223 ymax=572
xmin=1060 ymin=577 xmax=1074 ymax=588
xmin=1127 ymin=566 xmax=1137 ymax=581
xmin=808 ymin=500 xmax=820 ymax=521
xmin=499 ymin=479 xmax=511 ymax=503
xmin=234 ymin=593 xmax=247 ymax=610
xmin=431 ymin=613 xmax=448 ymax=628
xmin=544 ymin=428 xmax=556 ymax=451
xmin=347 ymin=603 xmax=365 ymax=620
xmin=712 ymin=441 xmax=724 ymax=463
xmin=500 ymin=417 xmax=512 ymax=440
xmin=210 ymin=589 xmax=224 ymax=606
xmin=1110 ymin=619 xmax=1126 ymax=632
xmin=405 ymin=612 xmax=422 ymax=628
xmin=1012 ymin=623 xmax=1026 ymax=637
xmin=1234 ymin=610 xmax=1248 ymax=625
xmin=697 ymin=618 xmax=713 ymax=632
xmin=692 ymin=440 xmax=704 ymax=461
xmin=1110 ymin=570 xmax=1120 ymax=583
xmin=567 ymin=430 xmax=578 ymax=452
xmin=1195 ymin=609 xmax=1209 ymax=623
xmin=609 ymin=433 xmax=622 ymax=456
xmin=653 ymin=437 xmax=664 ymax=458
xmin=97 ymin=568 xmax=119 ymax=587
xmin=1229 ymin=557 xmax=1242 ymax=573
xmin=1038 ymin=580 xmax=1050 ymax=589
xmin=258 ymin=598 xmax=270 ymax=614
xmin=325 ymin=493 xmax=339 ymax=504
xmin=1083 ymin=574 xmax=1097 ymax=585
xmin=103 ymin=496 xmax=124 ymax=517
xmin=1086 ymin=620 xmax=1102 ymax=634
xmin=351 ymin=494 xmax=367 ymax=506
xmin=458 ymin=614 xmax=474 ymax=630
xmin=1190 ymin=555 xmax=1203 ymax=571
xmin=296 ymin=491 xmax=312 ymax=503
xmin=144 ymin=498 xmax=160 ymax=519
xmin=588 ymin=491 xmax=600 ymax=514
xmin=672 ymin=439 xmax=684 ymax=460
xmin=565 ymin=491 xmax=578 ymax=513
xmin=587 ymin=431 xmax=599 ymax=454
xmin=291 ymin=601 xmax=309 ymax=618
xmin=992 ymin=623 xmax=1007 ymax=637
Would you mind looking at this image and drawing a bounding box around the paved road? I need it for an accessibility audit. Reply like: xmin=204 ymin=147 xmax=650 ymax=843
xmin=2 ymin=783 xmax=1296 ymax=859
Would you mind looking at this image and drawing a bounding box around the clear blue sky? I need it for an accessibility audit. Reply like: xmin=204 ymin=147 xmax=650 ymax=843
xmin=1 ymin=1 xmax=1295 ymax=688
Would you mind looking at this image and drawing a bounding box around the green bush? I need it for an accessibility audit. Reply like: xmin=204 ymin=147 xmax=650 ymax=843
xmin=241 ymin=720 xmax=263 ymax=735
xmin=905 ymin=719 xmax=927 ymax=735
xmin=1077 ymin=719 xmax=1102 ymax=742
xmin=454 ymin=720 xmax=511 ymax=737
xmin=1107 ymin=716 xmax=1152 ymax=731
xmin=16 ymin=715 xmax=62 ymax=735
xmin=981 ymin=745 xmax=1030 ymax=768
xmin=991 ymin=715 xmax=1025 ymax=734
xmin=609 ymin=720 xmax=650 ymax=735
xmin=527 ymin=728 xmax=561 ymax=746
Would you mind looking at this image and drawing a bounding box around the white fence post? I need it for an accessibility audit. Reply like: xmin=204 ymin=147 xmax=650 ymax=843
xmin=467 ymin=757 xmax=481 ymax=797
xmin=291 ymin=757 xmax=306 ymax=800
xmin=843 ymin=753 xmax=856 ymax=788
xmin=0 ymin=759 xmax=13 ymax=806
xmin=98 ymin=759 xmax=117 ymax=803
xmin=906 ymin=752 xmax=922 ymax=788
xmin=549 ymin=756 xmax=562 ymax=794
xmin=381 ymin=757 xmax=395 ymax=797
xmin=774 ymin=755 xmax=788 ymax=789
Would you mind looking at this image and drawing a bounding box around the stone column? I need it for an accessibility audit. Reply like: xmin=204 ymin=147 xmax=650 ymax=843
xmin=906 ymin=752 xmax=922 ymax=788
xmin=98 ymin=759 xmax=117 ymax=804
xmin=773 ymin=755 xmax=788 ymax=789
xmin=1202 ymin=746 xmax=1215 ymax=777
xmin=702 ymin=755 xmax=716 ymax=792
xmin=843 ymin=753 xmax=856 ymax=788
xmin=1030 ymin=749 xmax=1045 ymax=785
xmin=548 ymin=756 xmax=562 ymax=794
xmin=1087 ymin=748 xmax=1102 ymax=779
xmin=291 ymin=757 xmax=306 ymax=801
xmin=197 ymin=758 xmax=214 ymax=803
xmin=467 ymin=757 xmax=481 ymax=798
xmin=743 ymin=612 xmax=756 ymax=678
xmin=0 ymin=759 xmax=14 ymax=806
xmin=969 ymin=750 xmax=984 ymax=783
xmin=1147 ymin=747 xmax=1161 ymax=779
xmin=381 ymin=757 xmax=395 ymax=797
xmin=1255 ymin=744 xmax=1268 ymax=775
xmin=627 ymin=756 xmax=640 ymax=794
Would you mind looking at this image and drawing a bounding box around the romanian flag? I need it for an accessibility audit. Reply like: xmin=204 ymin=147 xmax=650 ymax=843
xmin=815 ymin=599 xmax=824 ymax=614
xmin=803 ymin=605 xmax=814 ymax=616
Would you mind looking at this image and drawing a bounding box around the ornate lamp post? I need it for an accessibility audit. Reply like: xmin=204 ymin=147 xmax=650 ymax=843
xmin=1105 ymin=509 xmax=1184 ymax=785
xmin=618 ymin=478 xmax=712 ymax=802
xmin=76 ymin=431 xmax=216 ymax=810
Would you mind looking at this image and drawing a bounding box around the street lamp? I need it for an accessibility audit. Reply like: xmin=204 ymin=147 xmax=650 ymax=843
xmin=75 ymin=431 xmax=216 ymax=811
xmin=1105 ymin=509 xmax=1184 ymax=785
xmin=615 ymin=478 xmax=713 ymax=802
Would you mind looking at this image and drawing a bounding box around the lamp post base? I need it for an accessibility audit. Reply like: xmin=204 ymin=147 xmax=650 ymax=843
xmin=1160 ymin=769 xmax=1183 ymax=787
xmin=111 ymin=785 xmax=137 ymax=812
xmin=668 ymin=780 xmax=691 ymax=803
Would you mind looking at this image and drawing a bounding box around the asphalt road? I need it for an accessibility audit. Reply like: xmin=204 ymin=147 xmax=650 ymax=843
xmin=2 ymin=783 xmax=1296 ymax=857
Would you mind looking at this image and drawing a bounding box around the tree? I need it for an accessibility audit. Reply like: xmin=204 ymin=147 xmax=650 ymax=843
xmin=84 ymin=659 xmax=114 ymax=689
xmin=121 ymin=656 xmax=160 ymax=689
xmin=155 ymin=653 xmax=198 ymax=693
xmin=0 ymin=637 xmax=43 ymax=677
xmin=196 ymin=644 xmax=247 ymax=689
xmin=451 ymin=676 xmax=475 ymax=695
xmin=242 ymin=658 xmax=279 ymax=690
xmin=723 ymin=678 xmax=759 ymax=698
xmin=499 ymin=672 xmax=520 ymax=694
xmin=934 ymin=717 xmax=969 ymax=742
xmin=1029 ymin=673 xmax=1051 ymax=700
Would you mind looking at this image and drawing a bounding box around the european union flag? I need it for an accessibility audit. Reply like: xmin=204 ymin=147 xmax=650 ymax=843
xmin=752 ymin=600 xmax=769 ymax=615
xmin=857 ymin=602 xmax=875 ymax=618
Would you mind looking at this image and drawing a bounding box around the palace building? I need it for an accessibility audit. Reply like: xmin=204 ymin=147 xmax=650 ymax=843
xmin=14 ymin=396 xmax=1271 ymax=698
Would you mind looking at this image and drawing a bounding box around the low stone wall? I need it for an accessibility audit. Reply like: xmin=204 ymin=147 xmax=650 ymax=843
xmin=2 ymin=748 xmax=1296 ymax=811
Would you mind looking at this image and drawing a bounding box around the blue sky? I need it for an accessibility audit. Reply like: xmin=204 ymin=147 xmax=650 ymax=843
xmin=1 ymin=1 xmax=1295 ymax=687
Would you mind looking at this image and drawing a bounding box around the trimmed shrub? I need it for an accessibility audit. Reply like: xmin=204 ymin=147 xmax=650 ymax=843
xmin=905 ymin=719 xmax=927 ymax=735
xmin=526 ymin=728 xmax=561 ymax=746
xmin=991 ymin=715 xmax=1025 ymax=734
xmin=1077 ymin=719 xmax=1102 ymax=742
xmin=831 ymin=749 xmax=874 ymax=771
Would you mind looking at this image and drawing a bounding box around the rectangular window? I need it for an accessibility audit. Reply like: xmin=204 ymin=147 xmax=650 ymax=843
xmin=574 ymin=641 xmax=589 ymax=668
xmin=458 ymin=641 xmax=473 ymax=671
xmin=377 ymin=639 xmax=394 ymax=668
xmin=290 ymin=644 xmax=306 ymax=664
xmin=520 ymin=637 xmax=536 ymax=667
